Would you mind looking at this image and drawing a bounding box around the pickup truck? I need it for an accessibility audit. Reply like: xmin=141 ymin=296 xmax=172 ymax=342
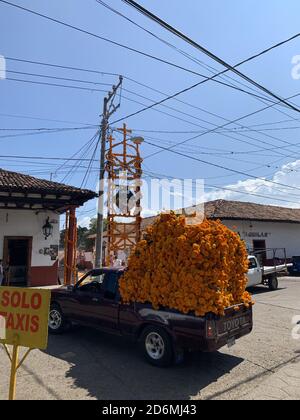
xmin=247 ymin=255 xmax=291 ymax=290
xmin=49 ymin=268 xmax=253 ymax=367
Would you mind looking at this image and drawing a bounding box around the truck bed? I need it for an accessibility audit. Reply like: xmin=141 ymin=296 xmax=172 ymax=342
xmin=263 ymin=263 xmax=292 ymax=276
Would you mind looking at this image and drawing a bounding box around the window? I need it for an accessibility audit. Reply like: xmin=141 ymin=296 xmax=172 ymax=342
xmin=103 ymin=272 xmax=120 ymax=300
xmin=248 ymin=258 xmax=257 ymax=269
xmin=78 ymin=271 xmax=106 ymax=292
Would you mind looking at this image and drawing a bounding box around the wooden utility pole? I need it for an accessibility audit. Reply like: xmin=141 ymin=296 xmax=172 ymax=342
xmin=95 ymin=76 xmax=123 ymax=268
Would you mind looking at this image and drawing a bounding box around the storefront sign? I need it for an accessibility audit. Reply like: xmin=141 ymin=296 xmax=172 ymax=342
xmin=243 ymin=232 xmax=271 ymax=238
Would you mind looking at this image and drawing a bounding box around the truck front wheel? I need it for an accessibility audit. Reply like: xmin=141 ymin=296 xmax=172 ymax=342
xmin=48 ymin=304 xmax=66 ymax=334
xmin=140 ymin=326 xmax=174 ymax=367
xmin=268 ymin=275 xmax=278 ymax=291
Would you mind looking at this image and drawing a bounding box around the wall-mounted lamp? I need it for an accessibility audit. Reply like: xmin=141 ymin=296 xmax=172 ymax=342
xmin=42 ymin=217 xmax=53 ymax=240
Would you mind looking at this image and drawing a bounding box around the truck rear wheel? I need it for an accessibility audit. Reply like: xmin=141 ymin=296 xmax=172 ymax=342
xmin=140 ymin=326 xmax=174 ymax=367
xmin=268 ymin=275 xmax=278 ymax=291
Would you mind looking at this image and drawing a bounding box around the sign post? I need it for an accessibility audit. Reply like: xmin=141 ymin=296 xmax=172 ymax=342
xmin=9 ymin=343 xmax=19 ymax=401
xmin=0 ymin=287 xmax=51 ymax=400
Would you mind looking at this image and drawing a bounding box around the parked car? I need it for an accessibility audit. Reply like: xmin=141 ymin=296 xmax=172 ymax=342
xmin=49 ymin=268 xmax=253 ymax=367
xmin=287 ymin=256 xmax=300 ymax=276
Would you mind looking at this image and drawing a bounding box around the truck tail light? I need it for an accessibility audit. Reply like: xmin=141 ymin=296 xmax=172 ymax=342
xmin=206 ymin=320 xmax=216 ymax=338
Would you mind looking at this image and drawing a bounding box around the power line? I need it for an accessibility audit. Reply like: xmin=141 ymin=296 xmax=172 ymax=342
xmin=6 ymin=67 xmax=300 ymax=161
xmin=5 ymin=62 xmax=281 ymax=106
xmin=7 ymin=73 xmax=289 ymax=157
xmin=7 ymin=69 xmax=113 ymax=87
xmin=0 ymin=154 xmax=99 ymax=162
xmin=97 ymin=0 xmax=297 ymax=121
xmin=122 ymin=0 xmax=300 ymax=113
xmin=142 ymin=169 xmax=300 ymax=206
xmin=0 ymin=111 xmax=96 ymax=126
xmin=55 ymin=130 xmax=100 ymax=183
xmin=6 ymin=57 xmax=121 ymax=78
xmin=0 ymin=1 xmax=231 ymax=80
xmin=6 ymin=57 xmax=300 ymax=156
xmin=2 ymin=0 xmax=299 ymax=115
xmin=80 ymin=137 xmax=100 ymax=188
xmin=143 ymin=139 xmax=300 ymax=193
xmin=142 ymin=91 xmax=300 ymax=161
xmin=0 ymin=125 xmax=97 ymax=140
xmin=6 ymin=67 xmax=280 ymax=105
xmin=6 ymin=76 xmax=108 ymax=94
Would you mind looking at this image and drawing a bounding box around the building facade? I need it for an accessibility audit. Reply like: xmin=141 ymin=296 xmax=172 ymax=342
xmin=0 ymin=168 xmax=96 ymax=287
xmin=0 ymin=209 xmax=60 ymax=286
xmin=141 ymin=200 xmax=300 ymax=262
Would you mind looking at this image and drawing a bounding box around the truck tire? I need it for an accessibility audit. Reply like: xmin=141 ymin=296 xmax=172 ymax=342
xmin=48 ymin=304 xmax=66 ymax=334
xmin=140 ymin=326 xmax=174 ymax=367
xmin=268 ymin=275 xmax=278 ymax=291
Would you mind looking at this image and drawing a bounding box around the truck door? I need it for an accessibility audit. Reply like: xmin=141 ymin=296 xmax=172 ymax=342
xmin=247 ymin=257 xmax=261 ymax=287
xmin=70 ymin=270 xmax=120 ymax=332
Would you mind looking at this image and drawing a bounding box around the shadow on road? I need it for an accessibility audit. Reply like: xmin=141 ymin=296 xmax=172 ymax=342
xmin=247 ymin=286 xmax=286 ymax=295
xmin=44 ymin=327 xmax=244 ymax=400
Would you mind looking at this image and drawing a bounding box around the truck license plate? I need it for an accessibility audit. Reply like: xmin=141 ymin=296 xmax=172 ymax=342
xmin=227 ymin=337 xmax=236 ymax=348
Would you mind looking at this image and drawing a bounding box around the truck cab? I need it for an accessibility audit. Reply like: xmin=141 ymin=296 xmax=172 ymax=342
xmin=247 ymin=256 xmax=262 ymax=287
xmin=246 ymin=255 xmax=280 ymax=290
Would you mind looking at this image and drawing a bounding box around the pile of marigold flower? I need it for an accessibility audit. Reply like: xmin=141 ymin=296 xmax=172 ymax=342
xmin=119 ymin=212 xmax=253 ymax=316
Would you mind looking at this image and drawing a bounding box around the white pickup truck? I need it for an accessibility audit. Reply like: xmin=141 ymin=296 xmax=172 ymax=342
xmin=247 ymin=255 xmax=291 ymax=290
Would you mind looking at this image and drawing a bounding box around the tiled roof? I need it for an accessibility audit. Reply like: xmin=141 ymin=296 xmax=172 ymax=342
xmin=140 ymin=200 xmax=300 ymax=228
xmin=203 ymin=199 xmax=300 ymax=223
xmin=0 ymin=168 xmax=97 ymax=210
xmin=0 ymin=168 xmax=96 ymax=199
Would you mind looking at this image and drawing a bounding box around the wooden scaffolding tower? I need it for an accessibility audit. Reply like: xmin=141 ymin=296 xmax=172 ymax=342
xmin=105 ymin=124 xmax=143 ymax=265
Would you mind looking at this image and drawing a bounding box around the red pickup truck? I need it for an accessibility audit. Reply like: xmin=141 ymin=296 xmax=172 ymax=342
xmin=49 ymin=268 xmax=253 ymax=367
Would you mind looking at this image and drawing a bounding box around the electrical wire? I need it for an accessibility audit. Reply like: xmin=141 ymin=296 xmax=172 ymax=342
xmin=2 ymin=0 xmax=299 ymax=114
xmin=6 ymin=57 xmax=300 ymax=158
xmin=98 ymin=0 xmax=298 ymax=122
xmin=121 ymin=0 xmax=300 ymax=113
xmin=142 ymin=91 xmax=300 ymax=161
xmin=143 ymin=139 xmax=300 ymax=193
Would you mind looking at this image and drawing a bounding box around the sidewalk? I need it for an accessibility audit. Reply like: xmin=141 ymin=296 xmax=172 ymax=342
xmin=247 ymin=358 xmax=300 ymax=400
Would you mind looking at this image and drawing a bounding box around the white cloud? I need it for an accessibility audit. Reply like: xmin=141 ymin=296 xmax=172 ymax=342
xmin=204 ymin=159 xmax=300 ymax=208
xmin=75 ymin=160 xmax=300 ymax=230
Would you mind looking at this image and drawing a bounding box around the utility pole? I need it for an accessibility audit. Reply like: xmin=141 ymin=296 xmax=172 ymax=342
xmin=95 ymin=76 xmax=123 ymax=268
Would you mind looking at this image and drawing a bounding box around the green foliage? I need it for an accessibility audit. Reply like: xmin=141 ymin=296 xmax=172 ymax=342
xmin=59 ymin=217 xmax=107 ymax=251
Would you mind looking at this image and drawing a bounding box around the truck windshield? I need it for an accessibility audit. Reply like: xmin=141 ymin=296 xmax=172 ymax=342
xmin=79 ymin=273 xmax=105 ymax=287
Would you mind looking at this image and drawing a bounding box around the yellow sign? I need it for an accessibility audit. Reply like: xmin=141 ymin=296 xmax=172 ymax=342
xmin=0 ymin=287 xmax=51 ymax=349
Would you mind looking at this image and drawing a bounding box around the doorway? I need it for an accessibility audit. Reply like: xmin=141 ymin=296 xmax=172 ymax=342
xmin=252 ymin=239 xmax=267 ymax=265
xmin=3 ymin=237 xmax=32 ymax=287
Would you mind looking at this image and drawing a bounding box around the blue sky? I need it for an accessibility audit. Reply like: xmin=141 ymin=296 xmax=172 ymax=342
xmin=1 ymin=0 xmax=300 ymax=226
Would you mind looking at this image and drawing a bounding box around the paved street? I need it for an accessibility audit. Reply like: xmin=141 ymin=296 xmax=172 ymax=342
xmin=0 ymin=277 xmax=299 ymax=400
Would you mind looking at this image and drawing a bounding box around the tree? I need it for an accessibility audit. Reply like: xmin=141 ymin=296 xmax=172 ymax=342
xmin=59 ymin=218 xmax=107 ymax=251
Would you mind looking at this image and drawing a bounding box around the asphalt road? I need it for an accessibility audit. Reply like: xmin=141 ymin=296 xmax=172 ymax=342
xmin=0 ymin=277 xmax=299 ymax=400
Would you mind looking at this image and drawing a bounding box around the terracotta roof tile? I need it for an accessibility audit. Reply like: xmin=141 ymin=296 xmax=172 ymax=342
xmin=0 ymin=168 xmax=97 ymax=199
xmin=141 ymin=199 xmax=300 ymax=227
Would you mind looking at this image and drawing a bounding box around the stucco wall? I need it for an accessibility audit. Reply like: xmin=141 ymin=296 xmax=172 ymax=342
xmin=0 ymin=209 xmax=60 ymax=268
xmin=222 ymin=219 xmax=300 ymax=258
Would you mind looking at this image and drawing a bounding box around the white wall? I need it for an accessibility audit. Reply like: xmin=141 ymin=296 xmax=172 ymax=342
xmin=0 ymin=209 xmax=60 ymax=267
xmin=222 ymin=219 xmax=300 ymax=258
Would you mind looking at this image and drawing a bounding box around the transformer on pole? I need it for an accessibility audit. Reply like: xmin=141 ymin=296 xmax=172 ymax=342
xmin=105 ymin=124 xmax=143 ymax=266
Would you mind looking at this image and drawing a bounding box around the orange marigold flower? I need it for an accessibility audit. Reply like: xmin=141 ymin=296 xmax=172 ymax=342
xmin=119 ymin=212 xmax=254 ymax=315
